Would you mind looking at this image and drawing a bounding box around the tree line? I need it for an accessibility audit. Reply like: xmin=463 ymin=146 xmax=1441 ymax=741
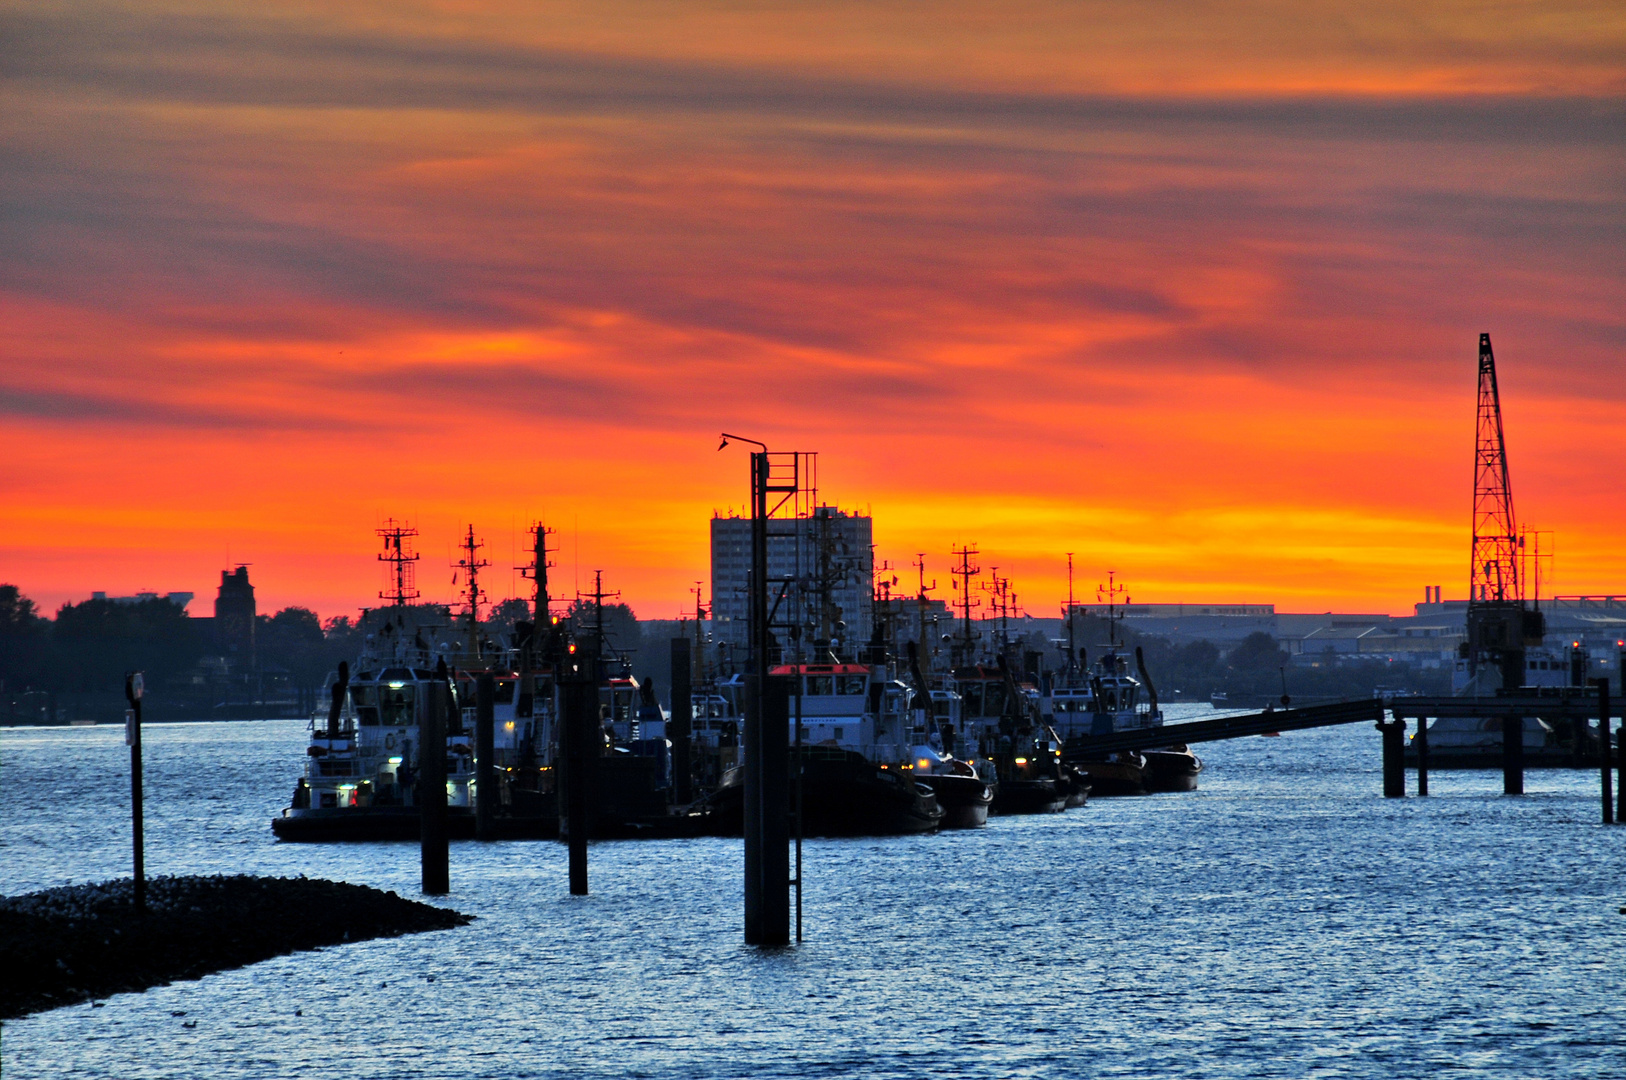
xmin=2 ymin=582 xmax=1444 ymax=721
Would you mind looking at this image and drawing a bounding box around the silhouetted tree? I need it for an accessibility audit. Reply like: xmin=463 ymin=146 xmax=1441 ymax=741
xmin=564 ymin=599 xmax=640 ymax=662
xmin=483 ymin=598 xmax=533 ymax=646
xmin=322 ymin=615 xmax=363 ymax=664
xmin=0 ymin=585 xmax=49 ymax=691
xmin=50 ymin=597 xmax=206 ymax=694
xmin=258 ymin=607 xmax=329 ymax=695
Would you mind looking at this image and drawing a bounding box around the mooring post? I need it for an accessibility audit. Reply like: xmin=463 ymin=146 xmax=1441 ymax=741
xmin=743 ymin=673 xmax=764 ymax=939
xmin=1415 ymin=716 xmax=1429 ymax=797
xmin=1378 ymin=718 xmax=1405 ymax=797
xmin=670 ymin=637 xmax=693 ymax=805
xmin=560 ymin=655 xmax=595 ymax=895
xmin=475 ymin=672 xmax=496 ymax=841
xmin=1597 ymin=679 xmax=1614 ymax=825
xmin=1605 ymin=677 xmax=1626 ymax=824
xmin=1502 ymin=714 xmax=1525 ymax=795
xmin=744 ymin=674 xmax=790 ymax=945
xmin=124 ymin=673 xmax=146 ymax=911
xmin=421 ymin=673 xmax=450 ymax=895
xmin=763 ymin=673 xmax=791 ymax=944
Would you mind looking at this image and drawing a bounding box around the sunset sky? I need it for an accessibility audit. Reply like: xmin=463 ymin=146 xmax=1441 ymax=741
xmin=4 ymin=1 xmax=1623 ymax=622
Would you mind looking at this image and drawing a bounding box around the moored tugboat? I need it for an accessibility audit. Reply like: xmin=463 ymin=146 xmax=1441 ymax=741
xmin=273 ymin=522 xmax=561 ymax=841
xmin=1053 ymin=639 xmax=1202 ymax=797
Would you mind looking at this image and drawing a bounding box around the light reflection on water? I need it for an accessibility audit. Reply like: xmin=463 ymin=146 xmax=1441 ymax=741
xmin=2 ymin=709 xmax=1623 ymax=1078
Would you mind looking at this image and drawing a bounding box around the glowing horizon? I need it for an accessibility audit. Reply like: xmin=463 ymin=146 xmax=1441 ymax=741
xmin=4 ymin=2 xmax=1623 ymax=623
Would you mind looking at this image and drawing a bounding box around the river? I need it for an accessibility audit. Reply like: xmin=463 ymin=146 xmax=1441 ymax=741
xmin=2 ymin=707 xmax=1622 ymax=1077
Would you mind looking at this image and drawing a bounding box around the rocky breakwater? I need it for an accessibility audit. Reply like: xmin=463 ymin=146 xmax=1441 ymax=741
xmin=0 ymin=875 xmax=472 ymax=1018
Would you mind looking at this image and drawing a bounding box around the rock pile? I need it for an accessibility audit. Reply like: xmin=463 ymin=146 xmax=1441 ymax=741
xmin=0 ymin=875 xmax=472 ymax=1018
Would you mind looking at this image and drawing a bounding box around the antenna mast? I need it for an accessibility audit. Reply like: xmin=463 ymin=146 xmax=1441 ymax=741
xmin=377 ymin=519 xmax=421 ymax=606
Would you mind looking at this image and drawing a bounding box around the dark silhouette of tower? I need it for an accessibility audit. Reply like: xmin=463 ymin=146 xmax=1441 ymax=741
xmin=215 ymin=565 xmax=257 ymax=663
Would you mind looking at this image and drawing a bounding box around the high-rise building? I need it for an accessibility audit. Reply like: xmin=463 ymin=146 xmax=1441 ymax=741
xmin=710 ymin=506 xmax=873 ymax=662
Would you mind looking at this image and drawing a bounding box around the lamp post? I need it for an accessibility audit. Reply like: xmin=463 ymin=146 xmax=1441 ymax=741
xmin=719 ymin=433 xmax=790 ymax=946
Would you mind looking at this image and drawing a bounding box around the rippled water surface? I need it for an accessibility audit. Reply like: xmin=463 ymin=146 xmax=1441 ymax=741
xmin=3 ymin=710 xmax=1624 ymax=1078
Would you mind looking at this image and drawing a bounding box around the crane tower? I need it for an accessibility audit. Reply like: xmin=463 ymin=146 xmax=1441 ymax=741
xmin=1464 ymin=333 xmax=1544 ymax=690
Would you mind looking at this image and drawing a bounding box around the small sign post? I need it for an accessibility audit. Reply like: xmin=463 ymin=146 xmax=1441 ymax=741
xmin=125 ymin=672 xmax=146 ymax=911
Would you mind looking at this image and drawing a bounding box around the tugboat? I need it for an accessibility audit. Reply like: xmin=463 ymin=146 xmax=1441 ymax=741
xmin=272 ymin=611 xmax=553 ymax=840
xmin=778 ymin=660 xmax=944 ymax=835
xmin=1054 ymin=573 xmax=1202 ymax=796
xmin=702 ymin=642 xmax=947 ymax=835
xmin=273 ymin=522 xmax=561 ymax=841
xmin=903 ymin=643 xmax=995 ymax=828
xmin=962 ymin=660 xmax=1077 ymax=815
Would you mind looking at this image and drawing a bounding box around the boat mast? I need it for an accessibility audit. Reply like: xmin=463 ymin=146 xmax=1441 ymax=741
xmin=1098 ymin=570 xmax=1127 ymax=649
xmin=1065 ymin=552 xmax=1077 ymax=679
xmin=691 ymin=581 xmax=706 ymax=683
xmin=950 ymin=543 xmax=980 ymax=664
xmin=914 ymin=554 xmax=936 ymax=675
xmin=377 ymin=519 xmax=421 ymax=607
xmin=576 ymin=570 xmax=620 ymax=663
xmin=522 ymin=522 xmax=555 ymax=628
xmin=454 ymin=525 xmax=489 ymax=661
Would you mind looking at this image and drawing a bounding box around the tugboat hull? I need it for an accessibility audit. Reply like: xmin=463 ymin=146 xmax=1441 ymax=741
xmin=271 ymin=806 xmax=561 ymax=842
xmin=991 ymin=778 xmax=1067 ymax=815
xmin=707 ymin=748 xmax=944 ymax=837
xmin=273 ymin=779 xmax=562 ymax=841
xmin=1141 ymin=749 xmax=1203 ymax=793
xmin=1076 ymin=756 xmax=1148 ymax=797
xmin=1057 ymin=767 xmax=1092 ymax=808
xmin=918 ymin=773 xmax=994 ymax=829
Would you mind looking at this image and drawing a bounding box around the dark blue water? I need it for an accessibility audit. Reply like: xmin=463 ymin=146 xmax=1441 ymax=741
xmin=3 ymin=710 xmax=1623 ymax=1078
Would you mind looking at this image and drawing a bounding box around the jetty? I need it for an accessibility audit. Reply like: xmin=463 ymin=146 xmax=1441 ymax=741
xmin=0 ymin=875 xmax=471 ymax=1019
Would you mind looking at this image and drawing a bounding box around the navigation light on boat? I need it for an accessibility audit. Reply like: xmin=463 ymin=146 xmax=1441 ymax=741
xmin=388 ymin=757 xmax=403 ymax=765
xmin=387 ymin=682 xmax=406 ymax=690
xmin=1014 ymin=757 xmax=1028 ymax=765
xmin=917 ymin=758 xmax=933 ymax=770
xmin=505 ymin=722 xmax=515 ymax=731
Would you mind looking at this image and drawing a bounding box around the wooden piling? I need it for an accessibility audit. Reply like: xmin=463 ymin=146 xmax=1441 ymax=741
xmin=420 ymin=677 xmax=450 ymax=895
xmin=1379 ymin=718 xmax=1405 ymax=797
xmin=1415 ymin=718 xmax=1429 ymax=797
xmin=670 ymin=638 xmax=693 ymax=805
xmin=560 ymin=657 xmax=595 ymax=895
xmin=1597 ymin=678 xmax=1613 ymax=825
xmin=1502 ymin=714 xmax=1525 ymax=795
xmin=475 ymin=672 xmax=496 ymax=841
